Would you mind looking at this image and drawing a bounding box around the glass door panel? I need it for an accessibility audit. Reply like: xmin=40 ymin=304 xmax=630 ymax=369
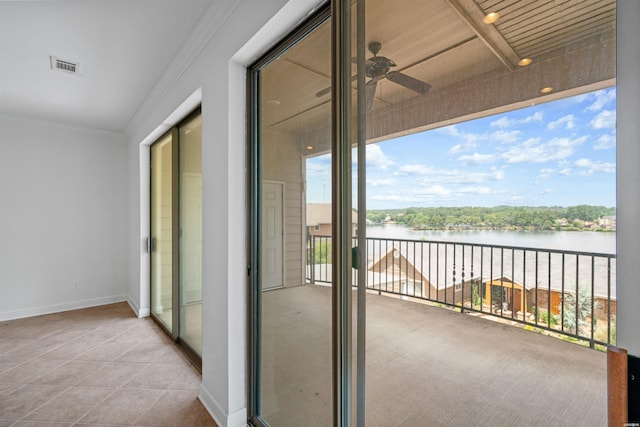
xmin=360 ymin=0 xmax=615 ymax=425
xmin=179 ymin=113 xmax=203 ymax=356
xmin=150 ymin=133 xmax=175 ymax=334
xmin=256 ymin=14 xmax=333 ymax=426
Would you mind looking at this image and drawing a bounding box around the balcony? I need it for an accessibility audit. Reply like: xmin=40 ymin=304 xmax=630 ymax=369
xmin=255 ymin=236 xmax=615 ymax=425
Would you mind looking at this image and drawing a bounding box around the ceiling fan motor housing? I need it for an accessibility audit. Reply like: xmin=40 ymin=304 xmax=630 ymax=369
xmin=366 ymin=56 xmax=396 ymax=79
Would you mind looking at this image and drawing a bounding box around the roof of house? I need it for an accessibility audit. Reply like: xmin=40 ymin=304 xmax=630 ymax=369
xmin=364 ymin=241 xmax=616 ymax=298
xmin=306 ymin=203 xmax=358 ymax=227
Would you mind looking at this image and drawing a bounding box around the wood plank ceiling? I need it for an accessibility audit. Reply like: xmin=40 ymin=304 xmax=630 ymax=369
xmin=261 ymin=0 xmax=616 ymax=144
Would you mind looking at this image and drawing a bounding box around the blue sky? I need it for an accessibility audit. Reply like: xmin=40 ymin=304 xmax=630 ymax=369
xmin=306 ymin=87 xmax=617 ymax=210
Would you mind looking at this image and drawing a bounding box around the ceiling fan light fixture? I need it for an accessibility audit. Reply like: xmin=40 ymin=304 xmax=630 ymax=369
xmin=518 ymin=58 xmax=533 ymax=67
xmin=483 ymin=12 xmax=499 ymax=24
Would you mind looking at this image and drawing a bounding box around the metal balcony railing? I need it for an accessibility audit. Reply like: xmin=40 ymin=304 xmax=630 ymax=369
xmin=306 ymin=234 xmax=616 ymax=348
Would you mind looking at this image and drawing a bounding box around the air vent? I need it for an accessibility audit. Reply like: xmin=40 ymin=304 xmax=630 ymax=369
xmin=50 ymin=56 xmax=79 ymax=74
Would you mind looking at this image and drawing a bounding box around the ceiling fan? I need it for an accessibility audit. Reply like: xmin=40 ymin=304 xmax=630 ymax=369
xmin=315 ymin=41 xmax=432 ymax=110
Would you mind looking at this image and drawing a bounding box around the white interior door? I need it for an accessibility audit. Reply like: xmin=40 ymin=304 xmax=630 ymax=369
xmin=262 ymin=181 xmax=284 ymax=290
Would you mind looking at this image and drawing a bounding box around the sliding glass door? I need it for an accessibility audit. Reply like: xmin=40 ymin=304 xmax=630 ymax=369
xmin=179 ymin=113 xmax=203 ymax=355
xmin=151 ymin=131 xmax=177 ymax=335
xmin=150 ymin=109 xmax=203 ymax=363
xmin=249 ymin=0 xmax=366 ymax=423
xmin=250 ymin=0 xmax=615 ymax=425
xmin=250 ymin=11 xmax=334 ymax=426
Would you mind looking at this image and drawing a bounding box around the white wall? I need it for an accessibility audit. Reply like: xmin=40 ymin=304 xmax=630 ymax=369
xmin=616 ymin=0 xmax=640 ymax=357
xmin=124 ymin=1 xmax=324 ymax=426
xmin=0 ymin=115 xmax=128 ymax=320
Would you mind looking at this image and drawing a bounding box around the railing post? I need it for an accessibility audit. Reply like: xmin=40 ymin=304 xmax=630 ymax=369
xmin=310 ymin=235 xmax=315 ymax=284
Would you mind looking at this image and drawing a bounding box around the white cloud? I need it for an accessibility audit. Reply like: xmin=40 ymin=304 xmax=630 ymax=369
xmin=547 ymin=114 xmax=575 ymax=130
xmin=558 ymin=168 xmax=572 ymax=176
xmin=367 ymin=178 xmax=395 ymax=187
xmin=594 ymin=134 xmax=616 ymax=150
xmin=394 ymin=164 xmax=434 ymax=176
xmin=490 ymin=117 xmax=515 ymax=129
xmin=306 ymin=159 xmax=331 ymax=176
xmin=367 ymin=144 xmax=394 ymax=170
xmin=457 ymin=186 xmax=492 ymax=195
xmin=490 ymin=112 xmax=543 ymax=128
xmin=491 ymin=130 xmax=521 ymax=144
xmin=585 ymin=89 xmax=616 ymax=112
xmin=370 ymin=194 xmax=407 ymax=202
xmin=449 ymin=144 xmax=462 ymax=154
xmin=451 ymin=167 xmax=504 ymax=184
xmin=501 ymin=136 xmax=587 ymax=163
xmin=438 ymin=125 xmax=461 ymax=136
xmin=538 ymin=168 xmax=555 ymax=179
xmin=523 ymin=112 xmax=544 ymax=124
xmin=457 ymin=152 xmax=496 ymax=165
xmin=540 ymin=188 xmax=553 ymax=195
xmin=406 ymin=166 xmax=504 ymax=186
xmin=548 ymin=158 xmax=616 ymax=177
xmin=417 ymin=185 xmax=451 ymax=196
xmin=590 ymin=110 xmax=616 ymax=129
xmin=574 ymin=158 xmax=615 ymax=175
xmin=438 ymin=125 xmax=483 ymax=152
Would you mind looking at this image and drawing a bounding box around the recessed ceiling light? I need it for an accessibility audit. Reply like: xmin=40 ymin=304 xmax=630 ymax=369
xmin=306 ymin=145 xmax=314 ymax=150
xmin=518 ymin=58 xmax=533 ymax=67
xmin=267 ymin=99 xmax=281 ymax=106
xmin=540 ymin=87 xmax=554 ymax=94
xmin=483 ymin=12 xmax=499 ymax=24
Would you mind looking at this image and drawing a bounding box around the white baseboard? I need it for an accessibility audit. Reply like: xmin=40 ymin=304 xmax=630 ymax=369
xmin=127 ymin=298 xmax=150 ymax=318
xmin=138 ymin=306 xmax=150 ymax=317
xmin=0 ymin=294 xmax=129 ymax=322
xmin=199 ymin=384 xmax=248 ymax=427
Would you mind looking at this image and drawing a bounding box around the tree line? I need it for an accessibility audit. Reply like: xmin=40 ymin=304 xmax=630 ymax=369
xmin=366 ymin=205 xmax=616 ymax=231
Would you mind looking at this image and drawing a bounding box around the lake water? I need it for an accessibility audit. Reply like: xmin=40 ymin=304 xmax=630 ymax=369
xmin=365 ymin=224 xmax=616 ymax=254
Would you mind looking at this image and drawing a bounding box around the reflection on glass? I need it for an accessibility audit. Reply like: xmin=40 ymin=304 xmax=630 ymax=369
xmin=179 ymin=113 xmax=203 ymax=356
xmin=151 ymin=134 xmax=173 ymax=333
xmin=259 ymin=18 xmax=332 ymax=425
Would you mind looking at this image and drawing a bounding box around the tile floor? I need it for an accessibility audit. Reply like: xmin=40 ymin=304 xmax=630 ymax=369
xmin=0 ymin=302 xmax=217 ymax=427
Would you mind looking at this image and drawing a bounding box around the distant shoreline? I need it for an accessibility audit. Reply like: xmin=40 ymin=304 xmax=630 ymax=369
xmin=367 ymin=205 xmax=616 ymax=233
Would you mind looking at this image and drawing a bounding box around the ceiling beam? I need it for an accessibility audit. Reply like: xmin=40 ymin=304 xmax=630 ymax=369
xmin=445 ymin=0 xmax=520 ymax=70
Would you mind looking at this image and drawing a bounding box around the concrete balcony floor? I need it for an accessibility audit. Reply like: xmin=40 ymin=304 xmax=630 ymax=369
xmin=260 ymin=284 xmax=606 ymax=426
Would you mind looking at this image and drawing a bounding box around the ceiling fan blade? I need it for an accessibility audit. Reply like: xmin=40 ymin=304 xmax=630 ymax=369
xmin=315 ymin=85 xmax=332 ymax=98
xmin=387 ymin=71 xmax=432 ymax=94
xmin=315 ymin=74 xmax=360 ymax=97
xmin=366 ymin=80 xmax=377 ymax=111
